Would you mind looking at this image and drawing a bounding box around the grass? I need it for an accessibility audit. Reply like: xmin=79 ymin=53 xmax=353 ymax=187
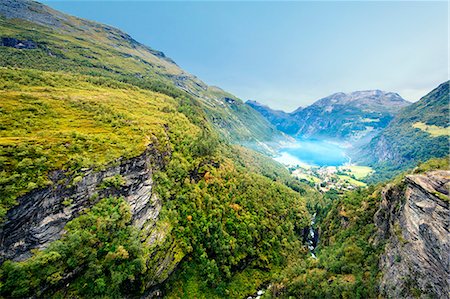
xmin=337 ymin=175 xmax=367 ymax=187
xmin=0 ymin=15 xmax=279 ymax=151
xmin=0 ymin=67 xmax=200 ymax=220
xmin=412 ymin=122 xmax=450 ymax=137
xmin=293 ymin=171 xmax=322 ymax=183
xmin=339 ymin=165 xmax=374 ymax=180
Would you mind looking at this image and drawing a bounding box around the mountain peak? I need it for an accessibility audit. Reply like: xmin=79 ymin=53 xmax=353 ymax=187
xmin=312 ymin=89 xmax=410 ymax=113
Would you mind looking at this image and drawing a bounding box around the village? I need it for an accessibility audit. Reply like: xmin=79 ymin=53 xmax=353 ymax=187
xmin=290 ymin=164 xmax=374 ymax=192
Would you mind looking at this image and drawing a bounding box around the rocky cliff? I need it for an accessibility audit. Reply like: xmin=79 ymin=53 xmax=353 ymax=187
xmin=374 ymin=170 xmax=449 ymax=298
xmin=0 ymin=144 xmax=182 ymax=290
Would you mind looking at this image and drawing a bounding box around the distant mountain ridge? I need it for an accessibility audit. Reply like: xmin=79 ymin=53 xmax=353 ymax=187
xmin=310 ymin=90 xmax=408 ymax=113
xmin=246 ymin=100 xmax=300 ymax=135
xmin=247 ymin=89 xmax=410 ymax=141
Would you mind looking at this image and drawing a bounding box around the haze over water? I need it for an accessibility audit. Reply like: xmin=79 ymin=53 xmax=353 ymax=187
xmin=275 ymin=139 xmax=348 ymax=167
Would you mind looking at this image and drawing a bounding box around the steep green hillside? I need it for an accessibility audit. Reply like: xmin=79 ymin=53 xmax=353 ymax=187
xmin=0 ymin=66 xmax=315 ymax=299
xmin=0 ymin=0 xmax=281 ymax=149
xmin=0 ymin=68 xmax=196 ymax=219
xmin=361 ymin=81 xmax=449 ymax=182
xmin=0 ymin=1 xmax=317 ymax=297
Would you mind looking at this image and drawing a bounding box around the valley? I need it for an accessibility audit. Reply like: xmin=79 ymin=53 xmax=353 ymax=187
xmin=291 ymin=165 xmax=373 ymax=192
xmin=271 ymin=138 xmax=373 ymax=191
xmin=0 ymin=1 xmax=448 ymax=299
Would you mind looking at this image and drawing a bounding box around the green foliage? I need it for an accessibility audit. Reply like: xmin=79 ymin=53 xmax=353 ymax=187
xmin=0 ymin=197 xmax=146 ymax=298
xmin=364 ymin=81 xmax=449 ymax=182
xmin=0 ymin=5 xmax=321 ymax=298
xmin=99 ymin=175 xmax=126 ymax=190
xmin=156 ymin=147 xmax=311 ymax=296
xmin=0 ymin=67 xmax=198 ymax=220
xmin=164 ymin=260 xmax=276 ymax=299
xmin=0 ymin=66 xmax=316 ymax=297
xmin=413 ymin=157 xmax=449 ymax=174
xmin=272 ymin=186 xmax=384 ymax=298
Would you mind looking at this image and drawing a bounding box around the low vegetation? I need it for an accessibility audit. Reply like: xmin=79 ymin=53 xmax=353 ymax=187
xmin=1 ymin=197 xmax=145 ymax=298
xmin=412 ymin=122 xmax=449 ymax=137
xmin=0 ymin=67 xmax=199 ymax=220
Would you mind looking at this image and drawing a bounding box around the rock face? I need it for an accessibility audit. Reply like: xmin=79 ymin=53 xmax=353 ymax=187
xmin=0 ymin=37 xmax=37 ymax=49
xmin=374 ymin=170 xmax=449 ymax=298
xmin=0 ymin=145 xmax=167 ymax=262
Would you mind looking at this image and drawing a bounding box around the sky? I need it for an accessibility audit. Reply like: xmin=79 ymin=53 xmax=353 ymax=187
xmin=43 ymin=1 xmax=448 ymax=111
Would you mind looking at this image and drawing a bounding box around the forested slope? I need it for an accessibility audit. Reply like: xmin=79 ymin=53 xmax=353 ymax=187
xmin=0 ymin=1 xmax=316 ymax=297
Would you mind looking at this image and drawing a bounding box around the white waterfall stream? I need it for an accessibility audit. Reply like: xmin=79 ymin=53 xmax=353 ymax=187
xmin=307 ymin=213 xmax=317 ymax=259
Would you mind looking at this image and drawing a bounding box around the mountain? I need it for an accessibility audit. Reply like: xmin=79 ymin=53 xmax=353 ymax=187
xmin=246 ymin=100 xmax=301 ymax=135
xmin=361 ymin=81 xmax=449 ymax=181
xmin=0 ymin=1 xmax=448 ymax=298
xmin=0 ymin=0 xmax=282 ymax=152
xmin=0 ymin=1 xmax=317 ymax=297
xmin=247 ymin=90 xmax=410 ymax=142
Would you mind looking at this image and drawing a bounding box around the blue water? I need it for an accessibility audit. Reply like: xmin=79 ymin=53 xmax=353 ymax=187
xmin=275 ymin=139 xmax=348 ymax=167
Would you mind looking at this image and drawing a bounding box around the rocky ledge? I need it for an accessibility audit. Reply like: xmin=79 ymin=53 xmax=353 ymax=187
xmin=0 ymin=145 xmax=167 ymax=262
xmin=375 ymin=170 xmax=449 ymax=298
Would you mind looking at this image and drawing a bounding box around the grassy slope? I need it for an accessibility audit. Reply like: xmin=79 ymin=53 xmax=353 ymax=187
xmin=0 ymin=9 xmax=281 ymax=148
xmin=412 ymin=122 xmax=450 ymax=137
xmin=0 ymin=67 xmax=198 ymax=219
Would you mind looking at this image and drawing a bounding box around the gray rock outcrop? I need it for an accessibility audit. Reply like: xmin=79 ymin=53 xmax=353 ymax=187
xmin=375 ymin=170 xmax=449 ymax=298
xmin=0 ymin=145 xmax=167 ymax=262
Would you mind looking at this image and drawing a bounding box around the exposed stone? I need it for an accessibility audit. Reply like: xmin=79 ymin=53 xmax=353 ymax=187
xmin=0 ymin=37 xmax=37 ymax=49
xmin=375 ymin=170 xmax=449 ymax=298
xmin=0 ymin=145 xmax=166 ymax=262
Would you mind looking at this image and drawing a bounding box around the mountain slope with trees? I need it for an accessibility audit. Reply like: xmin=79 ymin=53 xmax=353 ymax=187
xmin=0 ymin=1 xmax=448 ymax=298
xmin=0 ymin=1 xmax=315 ymax=297
xmin=360 ymin=81 xmax=449 ymax=181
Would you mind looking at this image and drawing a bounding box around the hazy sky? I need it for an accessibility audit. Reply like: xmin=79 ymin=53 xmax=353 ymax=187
xmin=43 ymin=1 xmax=448 ymax=111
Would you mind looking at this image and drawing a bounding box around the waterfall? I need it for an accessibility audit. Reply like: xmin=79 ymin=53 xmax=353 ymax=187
xmin=307 ymin=213 xmax=318 ymax=259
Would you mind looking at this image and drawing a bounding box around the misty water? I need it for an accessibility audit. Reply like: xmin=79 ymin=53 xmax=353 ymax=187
xmin=274 ymin=138 xmax=349 ymax=167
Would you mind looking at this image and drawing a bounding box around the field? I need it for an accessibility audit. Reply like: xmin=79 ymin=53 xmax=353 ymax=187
xmin=291 ymin=164 xmax=373 ymax=191
xmin=412 ymin=122 xmax=450 ymax=137
xmin=338 ymin=165 xmax=374 ymax=180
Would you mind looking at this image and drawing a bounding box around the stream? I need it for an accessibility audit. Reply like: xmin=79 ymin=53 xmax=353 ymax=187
xmin=246 ymin=213 xmax=319 ymax=299
xmin=307 ymin=213 xmax=318 ymax=259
